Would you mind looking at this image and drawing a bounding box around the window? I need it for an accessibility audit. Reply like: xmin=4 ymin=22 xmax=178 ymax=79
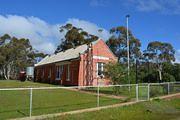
xmin=97 ymin=62 xmax=104 ymax=77
xmin=48 ymin=67 xmax=51 ymax=78
xmin=56 ymin=65 xmax=63 ymax=80
xmin=42 ymin=68 xmax=44 ymax=78
xmin=36 ymin=69 xmax=39 ymax=76
xmin=66 ymin=64 xmax=70 ymax=81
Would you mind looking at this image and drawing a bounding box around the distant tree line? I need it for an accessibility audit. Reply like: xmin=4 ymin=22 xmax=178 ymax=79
xmin=55 ymin=23 xmax=179 ymax=84
xmin=105 ymin=26 xmax=179 ymax=84
xmin=1 ymin=23 xmax=179 ymax=83
xmin=0 ymin=34 xmax=46 ymax=80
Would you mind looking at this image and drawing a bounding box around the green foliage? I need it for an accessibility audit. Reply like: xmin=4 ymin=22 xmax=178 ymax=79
xmin=128 ymin=67 xmax=136 ymax=84
xmin=0 ymin=34 xmax=45 ymax=79
xmin=162 ymin=73 xmax=175 ymax=82
xmin=105 ymin=62 xmax=126 ymax=84
xmin=146 ymin=41 xmax=175 ymax=62
xmin=172 ymin=63 xmax=180 ymax=81
xmin=106 ymin=25 xmax=177 ymax=83
xmin=106 ymin=26 xmax=141 ymax=62
xmin=162 ymin=62 xmax=178 ymax=82
xmin=55 ymin=24 xmax=99 ymax=53
xmin=138 ymin=62 xmax=179 ymax=83
xmin=142 ymin=71 xmax=158 ymax=83
xmin=150 ymin=86 xmax=164 ymax=97
xmin=143 ymin=41 xmax=175 ymax=82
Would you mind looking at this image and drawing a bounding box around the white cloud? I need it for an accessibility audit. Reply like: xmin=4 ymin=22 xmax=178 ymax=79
xmin=66 ymin=18 xmax=110 ymax=40
xmin=0 ymin=15 xmax=60 ymax=53
xmin=125 ymin=0 xmax=180 ymax=15
xmin=175 ymin=49 xmax=180 ymax=63
xmin=0 ymin=15 xmax=110 ymax=54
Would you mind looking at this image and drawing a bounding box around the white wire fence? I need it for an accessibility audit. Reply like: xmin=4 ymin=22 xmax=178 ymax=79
xmin=0 ymin=82 xmax=179 ymax=119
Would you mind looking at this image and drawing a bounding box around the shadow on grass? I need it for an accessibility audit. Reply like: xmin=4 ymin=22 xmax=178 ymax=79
xmin=0 ymin=108 xmax=29 ymax=117
xmin=17 ymin=110 xmax=27 ymax=116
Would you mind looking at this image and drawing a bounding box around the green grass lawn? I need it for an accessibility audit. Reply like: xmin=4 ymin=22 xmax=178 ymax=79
xmin=84 ymin=85 xmax=148 ymax=100
xmin=85 ymin=83 xmax=180 ymax=100
xmin=48 ymin=98 xmax=180 ymax=120
xmin=0 ymin=80 xmax=179 ymax=120
xmin=0 ymin=80 xmax=121 ymax=120
xmin=0 ymin=80 xmax=54 ymax=88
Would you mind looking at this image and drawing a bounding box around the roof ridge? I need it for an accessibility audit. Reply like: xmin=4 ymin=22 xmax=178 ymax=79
xmin=35 ymin=43 xmax=88 ymax=66
xmin=35 ymin=39 xmax=102 ymax=67
xmin=54 ymin=38 xmax=100 ymax=55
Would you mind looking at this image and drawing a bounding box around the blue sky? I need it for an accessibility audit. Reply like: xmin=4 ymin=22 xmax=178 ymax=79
xmin=0 ymin=0 xmax=180 ymax=62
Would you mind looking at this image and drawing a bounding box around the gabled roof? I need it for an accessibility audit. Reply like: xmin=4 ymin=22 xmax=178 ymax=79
xmin=35 ymin=44 xmax=88 ymax=66
xmin=35 ymin=39 xmax=116 ymax=67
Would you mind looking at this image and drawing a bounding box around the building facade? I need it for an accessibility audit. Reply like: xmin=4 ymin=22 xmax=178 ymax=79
xmin=34 ymin=39 xmax=117 ymax=86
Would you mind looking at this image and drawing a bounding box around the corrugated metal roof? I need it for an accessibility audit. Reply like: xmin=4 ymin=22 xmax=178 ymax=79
xmin=35 ymin=44 xmax=88 ymax=66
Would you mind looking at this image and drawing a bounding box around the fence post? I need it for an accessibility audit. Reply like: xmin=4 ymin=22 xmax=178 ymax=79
xmin=147 ymin=84 xmax=150 ymax=100
xmin=128 ymin=84 xmax=131 ymax=92
xmin=29 ymin=88 xmax=33 ymax=117
xmin=167 ymin=82 xmax=170 ymax=95
xmin=97 ymin=83 xmax=99 ymax=107
xmin=136 ymin=84 xmax=138 ymax=101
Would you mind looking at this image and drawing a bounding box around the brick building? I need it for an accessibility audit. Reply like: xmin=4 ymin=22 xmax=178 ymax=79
xmin=34 ymin=39 xmax=117 ymax=86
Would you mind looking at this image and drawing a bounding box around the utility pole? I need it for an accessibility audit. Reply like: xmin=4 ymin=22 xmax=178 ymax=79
xmin=136 ymin=59 xmax=138 ymax=84
xmin=126 ymin=15 xmax=130 ymax=91
xmin=148 ymin=60 xmax=150 ymax=83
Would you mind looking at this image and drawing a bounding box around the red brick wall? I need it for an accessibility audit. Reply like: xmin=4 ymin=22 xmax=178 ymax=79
xmin=78 ymin=39 xmax=117 ymax=86
xmin=62 ymin=60 xmax=80 ymax=86
xmin=35 ymin=39 xmax=117 ymax=86
xmin=35 ymin=64 xmax=57 ymax=84
xmin=35 ymin=60 xmax=80 ymax=86
xmin=92 ymin=39 xmax=117 ymax=61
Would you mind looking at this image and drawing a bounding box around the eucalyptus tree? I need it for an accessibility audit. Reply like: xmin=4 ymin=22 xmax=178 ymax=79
xmin=106 ymin=26 xmax=141 ymax=63
xmin=0 ymin=34 xmax=45 ymax=79
xmin=55 ymin=23 xmax=99 ymax=53
xmin=144 ymin=41 xmax=175 ymax=82
xmin=172 ymin=63 xmax=180 ymax=81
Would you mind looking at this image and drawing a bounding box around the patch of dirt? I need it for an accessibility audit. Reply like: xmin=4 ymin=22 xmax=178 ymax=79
xmin=69 ymin=88 xmax=127 ymax=100
xmin=164 ymin=94 xmax=180 ymax=100
xmin=151 ymin=93 xmax=180 ymax=101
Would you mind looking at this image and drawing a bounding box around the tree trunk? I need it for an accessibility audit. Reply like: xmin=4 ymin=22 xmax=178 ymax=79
xmin=158 ymin=70 xmax=162 ymax=81
xmin=3 ymin=65 xmax=8 ymax=80
xmin=7 ymin=61 xmax=13 ymax=80
xmin=2 ymin=61 xmax=13 ymax=80
xmin=158 ymin=64 xmax=162 ymax=82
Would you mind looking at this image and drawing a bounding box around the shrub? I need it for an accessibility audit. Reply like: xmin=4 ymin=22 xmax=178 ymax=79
xmin=162 ymin=73 xmax=175 ymax=82
xmin=104 ymin=62 xmax=126 ymax=84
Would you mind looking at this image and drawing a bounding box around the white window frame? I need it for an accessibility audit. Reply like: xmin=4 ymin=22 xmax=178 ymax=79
xmin=55 ymin=66 xmax=59 ymax=80
xmin=42 ymin=68 xmax=44 ymax=78
xmin=56 ymin=65 xmax=63 ymax=80
xmin=93 ymin=56 xmax=109 ymax=60
xmin=97 ymin=62 xmax=104 ymax=77
xmin=66 ymin=64 xmax=70 ymax=81
xmin=48 ymin=67 xmax=51 ymax=78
